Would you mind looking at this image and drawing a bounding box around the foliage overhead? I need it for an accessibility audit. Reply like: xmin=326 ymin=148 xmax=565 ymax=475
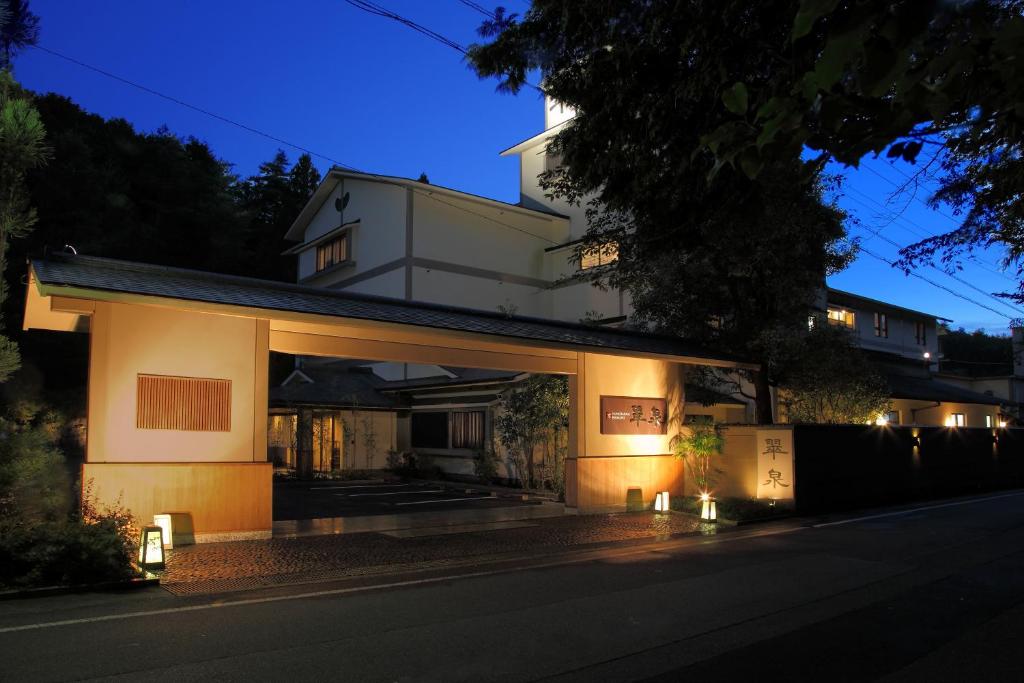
xmin=779 ymin=323 xmax=892 ymax=424
xmin=468 ymin=1 xmax=853 ymax=422
xmin=0 ymin=0 xmax=38 ymax=69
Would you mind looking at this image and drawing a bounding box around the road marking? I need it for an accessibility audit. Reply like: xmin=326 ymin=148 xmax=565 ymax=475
xmin=310 ymin=484 xmax=410 ymax=490
xmin=395 ymin=496 xmax=493 ymax=506
xmin=812 ymin=490 xmax=1024 ymax=528
xmin=340 ymin=490 xmax=445 ymax=497
xmin=0 ymin=525 xmax=806 ymax=635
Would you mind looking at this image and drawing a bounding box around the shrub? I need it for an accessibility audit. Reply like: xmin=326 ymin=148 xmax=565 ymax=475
xmin=474 ymin=446 xmax=498 ymax=484
xmin=672 ymin=423 xmax=724 ymax=494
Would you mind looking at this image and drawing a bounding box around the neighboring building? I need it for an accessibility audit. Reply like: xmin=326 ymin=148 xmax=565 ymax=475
xmin=814 ymin=288 xmax=1013 ymax=426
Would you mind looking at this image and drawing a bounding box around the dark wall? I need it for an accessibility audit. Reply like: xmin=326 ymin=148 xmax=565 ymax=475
xmin=793 ymin=424 xmax=1024 ymax=514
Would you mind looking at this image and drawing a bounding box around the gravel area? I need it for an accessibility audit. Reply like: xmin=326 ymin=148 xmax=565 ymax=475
xmin=160 ymin=512 xmax=704 ymax=595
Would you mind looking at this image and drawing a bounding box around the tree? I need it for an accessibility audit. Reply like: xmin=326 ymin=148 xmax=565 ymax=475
xmin=685 ymin=1 xmax=1024 ymax=302
xmin=779 ymin=324 xmax=891 ymax=424
xmin=672 ymin=423 xmax=724 ymax=495
xmin=0 ymin=71 xmax=46 ymax=382
xmin=0 ymin=0 xmax=38 ymax=69
xmin=468 ymin=2 xmax=852 ymax=422
xmin=494 ymin=374 xmax=568 ymax=488
xmin=939 ymin=327 xmax=1013 ymax=377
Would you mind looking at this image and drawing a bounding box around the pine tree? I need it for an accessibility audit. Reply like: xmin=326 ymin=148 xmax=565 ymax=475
xmin=0 ymin=70 xmax=47 ymax=381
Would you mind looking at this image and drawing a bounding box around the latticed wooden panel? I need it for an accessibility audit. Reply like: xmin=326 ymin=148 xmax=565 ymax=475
xmin=136 ymin=374 xmax=231 ymax=431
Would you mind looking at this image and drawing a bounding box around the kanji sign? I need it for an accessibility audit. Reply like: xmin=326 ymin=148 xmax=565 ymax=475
xmin=756 ymin=429 xmax=795 ymax=500
xmin=600 ymin=396 xmax=668 ymax=435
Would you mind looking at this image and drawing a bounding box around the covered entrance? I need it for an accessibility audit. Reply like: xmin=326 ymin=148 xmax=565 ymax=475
xmin=24 ymin=253 xmax=750 ymax=542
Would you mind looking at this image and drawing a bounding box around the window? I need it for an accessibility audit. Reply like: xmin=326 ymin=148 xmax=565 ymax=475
xmin=451 ymin=411 xmax=485 ymax=449
xmin=411 ymin=412 xmax=448 ymax=449
xmin=874 ymin=312 xmax=888 ymax=338
xmin=315 ymin=234 xmax=349 ymax=272
xmin=950 ymin=413 xmax=966 ymax=427
xmin=544 ymin=152 xmax=563 ymax=173
xmin=580 ymin=242 xmax=619 ymax=270
xmin=886 ymin=410 xmax=900 ymax=425
xmin=915 ymin=321 xmax=927 ymax=345
xmin=826 ymin=307 xmax=855 ymax=328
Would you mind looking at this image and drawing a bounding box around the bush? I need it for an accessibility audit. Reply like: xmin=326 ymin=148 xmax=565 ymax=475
xmin=671 ymin=495 xmax=785 ymax=522
xmin=0 ymin=401 xmax=139 ymax=589
xmin=474 ymin=446 xmax=498 ymax=484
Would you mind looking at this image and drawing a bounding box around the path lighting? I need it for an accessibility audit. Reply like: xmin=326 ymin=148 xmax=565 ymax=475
xmin=138 ymin=525 xmax=165 ymax=571
xmin=654 ymin=491 xmax=671 ymax=512
xmin=700 ymin=492 xmax=717 ymax=522
xmin=874 ymin=415 xmax=888 ymax=426
xmin=1000 ymin=420 xmax=1008 ymax=428
xmin=153 ymin=514 xmax=173 ymax=550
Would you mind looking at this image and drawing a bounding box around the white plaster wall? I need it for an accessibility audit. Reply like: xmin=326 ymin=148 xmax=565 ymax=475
xmin=337 ymin=267 xmax=406 ymax=299
xmin=551 ymin=281 xmax=626 ymax=323
xmin=829 ymin=301 xmax=938 ymax=362
xmin=517 ymin=146 xmax=589 ymax=239
xmin=411 ymin=191 xmax=562 ymax=278
xmin=297 ymin=179 xmax=407 ymax=282
xmin=411 ymin=267 xmax=548 ymax=317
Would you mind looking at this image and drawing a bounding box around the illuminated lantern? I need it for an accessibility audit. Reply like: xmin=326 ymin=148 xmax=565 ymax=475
xmin=138 ymin=525 xmax=165 ymax=571
xmin=654 ymin=491 xmax=671 ymax=513
xmin=153 ymin=514 xmax=173 ymax=550
xmin=700 ymin=493 xmax=717 ymax=522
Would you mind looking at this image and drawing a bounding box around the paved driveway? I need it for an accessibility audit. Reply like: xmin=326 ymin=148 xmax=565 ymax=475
xmin=273 ymin=479 xmax=539 ymax=520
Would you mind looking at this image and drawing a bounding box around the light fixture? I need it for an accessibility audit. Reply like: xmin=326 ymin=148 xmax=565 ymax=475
xmin=1000 ymin=420 xmax=1008 ymax=428
xmin=153 ymin=514 xmax=173 ymax=550
xmin=923 ymin=351 xmax=931 ymax=359
xmin=138 ymin=526 xmax=165 ymax=571
xmin=700 ymin=493 xmax=717 ymax=522
xmin=654 ymin=491 xmax=671 ymax=513
xmin=874 ymin=415 xmax=888 ymax=426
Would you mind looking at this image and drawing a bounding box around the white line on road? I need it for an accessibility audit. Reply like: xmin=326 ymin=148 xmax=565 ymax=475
xmin=0 ymin=525 xmax=805 ymax=635
xmin=340 ymin=490 xmax=445 ymax=497
xmin=394 ymin=496 xmax=492 ymax=506
xmin=812 ymin=490 xmax=1024 ymax=528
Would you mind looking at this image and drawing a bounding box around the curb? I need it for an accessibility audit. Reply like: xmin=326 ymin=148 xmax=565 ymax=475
xmin=0 ymin=576 xmax=160 ymax=601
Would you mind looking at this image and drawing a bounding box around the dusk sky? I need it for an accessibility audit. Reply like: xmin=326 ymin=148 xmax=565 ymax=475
xmin=14 ymin=0 xmax=1020 ymax=333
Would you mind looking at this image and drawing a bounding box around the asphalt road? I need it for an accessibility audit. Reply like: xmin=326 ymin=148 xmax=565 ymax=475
xmin=273 ymin=480 xmax=538 ymax=519
xmin=4 ymin=490 xmax=1024 ymax=681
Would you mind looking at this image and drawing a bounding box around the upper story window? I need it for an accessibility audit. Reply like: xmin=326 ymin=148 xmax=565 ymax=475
xmin=873 ymin=312 xmax=888 ymax=338
xmin=915 ymin=321 xmax=927 ymax=345
xmin=826 ymin=307 xmax=855 ymax=328
xmin=580 ymin=242 xmax=619 ymax=270
xmin=316 ymin=234 xmax=349 ymax=272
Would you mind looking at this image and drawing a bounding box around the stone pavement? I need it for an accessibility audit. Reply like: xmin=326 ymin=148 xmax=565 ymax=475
xmin=159 ymin=512 xmax=704 ymax=596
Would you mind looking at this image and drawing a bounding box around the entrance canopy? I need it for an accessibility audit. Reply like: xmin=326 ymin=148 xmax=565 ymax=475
xmin=26 ymin=254 xmax=751 ymax=371
xmin=24 ymin=253 xmax=753 ymax=540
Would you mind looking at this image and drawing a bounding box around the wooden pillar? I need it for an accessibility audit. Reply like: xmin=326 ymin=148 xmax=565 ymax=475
xmin=297 ymin=408 xmax=314 ymax=479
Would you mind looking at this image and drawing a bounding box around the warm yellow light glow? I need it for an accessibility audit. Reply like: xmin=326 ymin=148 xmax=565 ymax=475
xmin=700 ymin=492 xmax=710 ymax=502
xmin=654 ymin=492 xmax=665 ymax=512
xmin=874 ymin=415 xmax=888 ymax=426
xmin=138 ymin=526 xmax=165 ymax=570
xmin=700 ymin=498 xmax=717 ymax=522
xmin=153 ymin=513 xmax=173 ymax=550
xmin=1000 ymin=420 xmax=1008 ymax=428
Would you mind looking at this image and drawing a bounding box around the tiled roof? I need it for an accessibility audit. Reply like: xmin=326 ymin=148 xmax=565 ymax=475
xmin=270 ymin=367 xmax=398 ymax=409
xmin=31 ymin=254 xmax=747 ymax=365
xmin=886 ymin=373 xmax=1005 ymax=406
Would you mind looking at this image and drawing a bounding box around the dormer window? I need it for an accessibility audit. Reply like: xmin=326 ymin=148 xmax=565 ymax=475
xmin=316 ymin=234 xmax=349 ymax=272
xmin=580 ymin=242 xmax=619 ymax=270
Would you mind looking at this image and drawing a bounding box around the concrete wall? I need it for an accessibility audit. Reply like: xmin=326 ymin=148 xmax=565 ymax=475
xmin=87 ymin=302 xmax=269 ymax=464
xmin=82 ymin=462 xmax=272 ymax=542
xmin=565 ymin=352 xmax=688 ymax=511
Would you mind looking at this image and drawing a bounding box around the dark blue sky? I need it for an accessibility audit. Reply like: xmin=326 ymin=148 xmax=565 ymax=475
xmin=14 ymin=0 xmax=1018 ymax=333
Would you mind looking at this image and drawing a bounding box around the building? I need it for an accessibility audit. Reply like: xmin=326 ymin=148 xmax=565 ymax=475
xmin=818 ymin=288 xmax=1010 ymax=426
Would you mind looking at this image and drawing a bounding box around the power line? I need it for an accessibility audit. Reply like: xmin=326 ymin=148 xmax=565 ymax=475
xmin=456 ymin=0 xmax=497 ymax=19
xmin=844 ymin=238 xmax=1015 ymax=320
xmin=27 ymin=44 xmax=360 ymax=172
xmin=29 ymin=44 xmax=560 ymax=246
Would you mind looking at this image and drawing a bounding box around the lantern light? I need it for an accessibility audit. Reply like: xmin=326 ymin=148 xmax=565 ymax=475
xmin=654 ymin=491 xmax=671 ymax=513
xmin=1000 ymin=420 xmax=1008 ymax=428
xmin=153 ymin=514 xmax=173 ymax=550
xmin=138 ymin=525 xmax=165 ymax=571
xmin=700 ymin=493 xmax=717 ymax=522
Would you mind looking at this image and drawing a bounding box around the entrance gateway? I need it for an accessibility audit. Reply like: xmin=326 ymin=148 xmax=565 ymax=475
xmin=24 ymin=253 xmax=753 ymax=542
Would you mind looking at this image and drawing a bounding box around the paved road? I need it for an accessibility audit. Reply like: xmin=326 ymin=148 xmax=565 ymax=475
xmin=3 ymin=491 xmax=1024 ymax=681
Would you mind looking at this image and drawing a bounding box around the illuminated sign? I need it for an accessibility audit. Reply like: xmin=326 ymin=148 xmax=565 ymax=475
xmin=600 ymin=396 xmax=668 ymax=435
xmin=756 ymin=429 xmax=795 ymax=501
